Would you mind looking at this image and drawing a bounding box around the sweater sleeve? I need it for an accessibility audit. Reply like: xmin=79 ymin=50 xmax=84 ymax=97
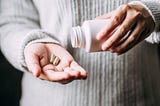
xmin=139 ymin=0 xmax=160 ymax=43
xmin=0 ymin=0 xmax=59 ymax=72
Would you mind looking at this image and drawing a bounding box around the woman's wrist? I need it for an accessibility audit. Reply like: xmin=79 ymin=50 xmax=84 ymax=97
xmin=128 ymin=1 xmax=155 ymax=31
xmin=128 ymin=1 xmax=152 ymax=17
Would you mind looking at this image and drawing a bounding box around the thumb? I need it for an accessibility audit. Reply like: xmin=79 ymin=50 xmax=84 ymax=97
xmin=25 ymin=53 xmax=41 ymax=77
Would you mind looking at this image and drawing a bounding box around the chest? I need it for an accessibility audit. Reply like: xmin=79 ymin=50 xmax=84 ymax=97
xmin=32 ymin=0 xmax=134 ymax=29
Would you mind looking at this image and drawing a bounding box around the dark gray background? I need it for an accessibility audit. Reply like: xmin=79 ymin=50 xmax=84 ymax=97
xmin=0 ymin=51 xmax=22 ymax=106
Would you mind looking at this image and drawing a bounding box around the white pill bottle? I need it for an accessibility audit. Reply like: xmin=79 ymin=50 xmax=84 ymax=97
xmin=71 ymin=20 xmax=109 ymax=52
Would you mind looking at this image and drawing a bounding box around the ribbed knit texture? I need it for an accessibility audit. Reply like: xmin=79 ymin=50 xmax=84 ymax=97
xmin=0 ymin=0 xmax=160 ymax=106
xmin=141 ymin=0 xmax=160 ymax=31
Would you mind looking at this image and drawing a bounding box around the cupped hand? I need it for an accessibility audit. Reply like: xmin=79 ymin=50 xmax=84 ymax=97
xmin=24 ymin=43 xmax=87 ymax=84
xmin=96 ymin=3 xmax=155 ymax=55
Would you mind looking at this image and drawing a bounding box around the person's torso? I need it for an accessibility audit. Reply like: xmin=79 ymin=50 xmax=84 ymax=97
xmin=21 ymin=0 xmax=160 ymax=106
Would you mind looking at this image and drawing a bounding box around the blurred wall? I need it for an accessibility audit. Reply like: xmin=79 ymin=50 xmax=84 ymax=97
xmin=0 ymin=51 xmax=23 ymax=106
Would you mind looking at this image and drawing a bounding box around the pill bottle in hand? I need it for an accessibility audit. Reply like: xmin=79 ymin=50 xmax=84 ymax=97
xmin=71 ymin=20 xmax=110 ymax=52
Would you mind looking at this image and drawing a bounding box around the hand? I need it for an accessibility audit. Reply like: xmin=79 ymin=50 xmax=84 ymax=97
xmin=24 ymin=43 xmax=87 ymax=84
xmin=96 ymin=3 xmax=155 ymax=55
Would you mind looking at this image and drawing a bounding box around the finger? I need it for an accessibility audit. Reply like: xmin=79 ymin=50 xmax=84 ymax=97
xmin=97 ymin=5 xmax=128 ymax=40
xmin=109 ymin=33 xmax=129 ymax=52
xmin=64 ymin=67 xmax=81 ymax=79
xmin=25 ymin=53 xmax=41 ymax=77
xmin=40 ymin=52 xmax=49 ymax=67
xmin=42 ymin=64 xmax=59 ymax=72
xmin=114 ymin=21 xmax=145 ymax=54
xmin=55 ymin=60 xmax=68 ymax=72
xmin=56 ymin=58 xmax=73 ymax=72
xmin=70 ymin=61 xmax=88 ymax=79
xmin=101 ymin=10 xmax=141 ymax=51
xmin=39 ymin=74 xmax=49 ymax=80
xmin=43 ymin=70 xmax=75 ymax=82
xmin=39 ymin=64 xmax=59 ymax=80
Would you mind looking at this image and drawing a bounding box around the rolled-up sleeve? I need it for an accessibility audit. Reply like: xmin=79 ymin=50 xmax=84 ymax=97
xmin=140 ymin=0 xmax=160 ymax=43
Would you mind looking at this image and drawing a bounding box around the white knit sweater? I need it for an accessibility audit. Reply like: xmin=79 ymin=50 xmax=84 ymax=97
xmin=0 ymin=0 xmax=160 ymax=106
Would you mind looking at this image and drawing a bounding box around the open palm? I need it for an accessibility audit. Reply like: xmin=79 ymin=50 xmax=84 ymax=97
xmin=24 ymin=43 xmax=87 ymax=84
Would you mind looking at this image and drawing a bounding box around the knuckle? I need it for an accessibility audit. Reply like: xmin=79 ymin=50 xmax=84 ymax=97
xmin=122 ymin=4 xmax=129 ymax=10
xmin=112 ymin=15 xmax=120 ymax=23
xmin=123 ymin=4 xmax=129 ymax=9
xmin=120 ymin=26 xmax=127 ymax=34
xmin=135 ymin=12 xmax=142 ymax=18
